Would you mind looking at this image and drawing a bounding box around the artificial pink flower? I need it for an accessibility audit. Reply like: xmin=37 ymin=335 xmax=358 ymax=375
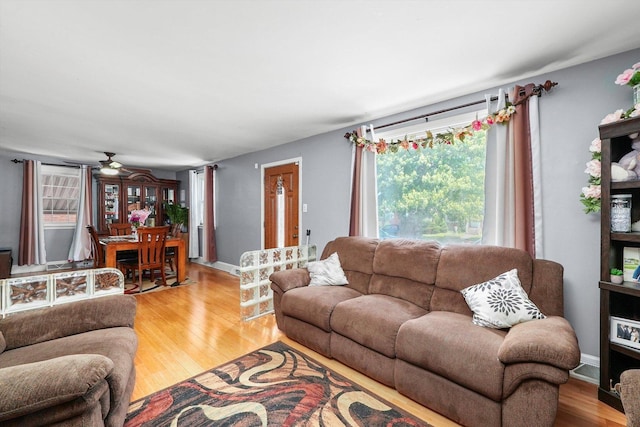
xmin=495 ymin=110 xmax=508 ymax=123
xmin=412 ymin=142 xmax=419 ymax=150
xmin=582 ymin=185 xmax=601 ymax=199
xmin=472 ymin=120 xmax=482 ymax=131
xmin=400 ymin=140 xmax=410 ymax=150
xmin=634 ymin=62 xmax=640 ymax=70
xmin=376 ymin=140 xmax=388 ymax=154
xmin=601 ymin=109 xmax=625 ymax=124
xmin=585 ymin=159 xmax=601 ymax=178
xmin=615 ymin=69 xmax=635 ymax=85
xmin=129 ymin=209 xmax=151 ymax=225
xmin=589 ymin=138 xmax=601 ymax=153
xmin=486 ymin=115 xmax=495 ymax=125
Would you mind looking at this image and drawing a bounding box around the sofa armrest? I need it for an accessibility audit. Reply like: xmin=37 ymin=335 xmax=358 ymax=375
xmin=0 ymin=295 xmax=137 ymax=350
xmin=620 ymin=369 xmax=640 ymax=427
xmin=498 ymin=316 xmax=580 ymax=370
xmin=0 ymin=354 xmax=114 ymax=422
xmin=269 ymin=268 xmax=311 ymax=293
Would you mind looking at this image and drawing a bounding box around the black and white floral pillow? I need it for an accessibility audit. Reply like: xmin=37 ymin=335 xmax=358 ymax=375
xmin=460 ymin=269 xmax=545 ymax=329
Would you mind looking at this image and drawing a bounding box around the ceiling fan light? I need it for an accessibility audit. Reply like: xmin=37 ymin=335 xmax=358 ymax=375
xmin=100 ymin=166 xmax=119 ymax=175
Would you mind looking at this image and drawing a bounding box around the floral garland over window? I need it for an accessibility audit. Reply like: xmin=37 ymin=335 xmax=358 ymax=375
xmin=344 ymin=105 xmax=516 ymax=154
xmin=580 ymin=104 xmax=640 ymax=214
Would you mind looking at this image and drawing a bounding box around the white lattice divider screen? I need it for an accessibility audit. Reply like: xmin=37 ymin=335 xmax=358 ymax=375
xmin=239 ymin=245 xmax=316 ymax=321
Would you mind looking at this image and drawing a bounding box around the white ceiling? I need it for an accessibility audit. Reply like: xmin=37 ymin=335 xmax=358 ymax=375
xmin=1 ymin=0 xmax=640 ymax=171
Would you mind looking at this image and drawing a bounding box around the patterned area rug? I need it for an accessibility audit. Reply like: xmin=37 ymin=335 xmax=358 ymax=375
xmin=125 ymin=341 xmax=431 ymax=426
xmin=124 ymin=269 xmax=195 ymax=294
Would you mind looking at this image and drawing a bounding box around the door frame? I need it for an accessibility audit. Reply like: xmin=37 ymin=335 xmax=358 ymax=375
xmin=260 ymin=157 xmax=302 ymax=250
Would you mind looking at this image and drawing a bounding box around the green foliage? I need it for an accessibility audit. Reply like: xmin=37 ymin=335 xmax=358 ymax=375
xmin=610 ymin=268 xmax=623 ymax=276
xmin=376 ymin=130 xmax=486 ymax=238
xmin=164 ymin=202 xmax=188 ymax=225
xmin=580 ymin=194 xmax=601 ymax=214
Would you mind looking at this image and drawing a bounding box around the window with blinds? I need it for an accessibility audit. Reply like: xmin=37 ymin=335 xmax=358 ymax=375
xmin=41 ymin=165 xmax=81 ymax=227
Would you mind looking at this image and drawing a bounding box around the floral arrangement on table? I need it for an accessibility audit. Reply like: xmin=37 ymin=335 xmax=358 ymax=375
xmin=580 ymin=62 xmax=640 ymax=214
xmin=344 ymin=105 xmax=516 ymax=154
xmin=129 ymin=209 xmax=150 ymax=228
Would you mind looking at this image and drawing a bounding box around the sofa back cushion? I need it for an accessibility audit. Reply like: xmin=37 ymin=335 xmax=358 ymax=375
xmin=431 ymin=244 xmax=534 ymax=315
xmin=370 ymin=239 xmax=441 ymax=309
xmin=322 ymin=237 xmax=379 ymax=294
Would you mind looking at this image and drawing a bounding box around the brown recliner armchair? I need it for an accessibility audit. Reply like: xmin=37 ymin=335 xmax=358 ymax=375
xmin=621 ymin=369 xmax=640 ymax=427
xmin=0 ymin=295 xmax=138 ymax=426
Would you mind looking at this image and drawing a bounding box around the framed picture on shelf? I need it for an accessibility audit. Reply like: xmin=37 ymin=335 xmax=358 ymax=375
xmin=623 ymin=247 xmax=640 ymax=282
xmin=611 ymin=316 xmax=640 ymax=351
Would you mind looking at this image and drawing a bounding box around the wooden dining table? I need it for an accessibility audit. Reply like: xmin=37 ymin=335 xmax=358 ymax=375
xmin=100 ymin=235 xmax=187 ymax=283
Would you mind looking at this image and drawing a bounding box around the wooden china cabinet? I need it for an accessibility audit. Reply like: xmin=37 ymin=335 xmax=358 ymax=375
xmin=598 ymin=115 xmax=640 ymax=411
xmin=95 ymin=169 xmax=179 ymax=234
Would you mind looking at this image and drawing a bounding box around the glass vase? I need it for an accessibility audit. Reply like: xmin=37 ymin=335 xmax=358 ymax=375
xmin=634 ymin=84 xmax=640 ymax=106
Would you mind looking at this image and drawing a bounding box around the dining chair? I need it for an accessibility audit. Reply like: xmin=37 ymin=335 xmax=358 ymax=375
xmin=108 ymin=222 xmax=133 ymax=236
xmin=118 ymin=226 xmax=170 ymax=291
xmin=165 ymin=224 xmax=182 ymax=272
xmin=86 ymin=225 xmax=105 ymax=268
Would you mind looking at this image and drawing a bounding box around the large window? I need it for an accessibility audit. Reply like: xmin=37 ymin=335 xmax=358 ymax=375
xmin=41 ymin=165 xmax=81 ymax=226
xmin=376 ymin=110 xmax=486 ymax=244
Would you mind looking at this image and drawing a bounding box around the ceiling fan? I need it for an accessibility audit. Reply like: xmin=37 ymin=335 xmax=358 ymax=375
xmin=99 ymin=152 xmax=130 ymax=175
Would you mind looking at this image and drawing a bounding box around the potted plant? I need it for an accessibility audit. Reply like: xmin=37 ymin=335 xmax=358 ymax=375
xmin=164 ymin=202 xmax=188 ymax=236
xmin=610 ymin=268 xmax=624 ymax=284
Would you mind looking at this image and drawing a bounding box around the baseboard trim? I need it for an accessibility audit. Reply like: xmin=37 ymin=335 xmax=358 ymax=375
xmin=580 ymin=353 xmax=600 ymax=368
xmin=191 ymin=259 xmax=240 ymax=276
xmin=571 ymin=353 xmax=600 ymax=385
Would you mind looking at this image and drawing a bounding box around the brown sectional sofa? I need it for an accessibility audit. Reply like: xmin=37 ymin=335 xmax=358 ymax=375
xmin=270 ymin=237 xmax=581 ymax=427
xmin=0 ymin=294 xmax=138 ymax=427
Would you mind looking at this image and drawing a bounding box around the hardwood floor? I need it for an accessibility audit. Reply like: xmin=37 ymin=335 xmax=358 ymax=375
xmin=131 ymin=262 xmax=627 ymax=426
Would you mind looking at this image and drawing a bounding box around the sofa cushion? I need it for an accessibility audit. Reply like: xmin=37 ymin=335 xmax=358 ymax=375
xmin=0 ymin=354 xmax=113 ymax=421
xmin=372 ymin=239 xmax=441 ymax=285
xmin=396 ymin=311 xmax=507 ymax=401
xmin=461 ymin=269 xmax=545 ymax=329
xmin=322 ymin=237 xmax=378 ymax=294
xmin=281 ymin=286 xmax=362 ymax=332
xmin=0 ymin=327 xmax=137 ymax=417
xmin=308 ymin=252 xmax=349 ymax=286
xmin=330 ymin=294 xmax=427 ymax=358
xmin=431 ymin=245 xmax=533 ymax=313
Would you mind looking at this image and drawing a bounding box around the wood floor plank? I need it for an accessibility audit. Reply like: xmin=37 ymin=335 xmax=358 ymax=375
xmin=130 ymin=262 xmax=628 ymax=426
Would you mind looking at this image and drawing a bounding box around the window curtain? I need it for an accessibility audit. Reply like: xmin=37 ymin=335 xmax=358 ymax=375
xmin=203 ymin=165 xmax=217 ymax=262
xmin=68 ymin=165 xmax=93 ymax=261
xmin=349 ymin=125 xmax=379 ymax=237
xmin=482 ymin=85 xmax=542 ymax=257
xmin=188 ymin=170 xmax=199 ymax=258
xmin=18 ymin=160 xmax=46 ymax=265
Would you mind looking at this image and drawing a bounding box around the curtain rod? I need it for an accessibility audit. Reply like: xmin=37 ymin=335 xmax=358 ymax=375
xmin=368 ymin=80 xmax=558 ymax=132
xmin=11 ymin=159 xmax=83 ymax=169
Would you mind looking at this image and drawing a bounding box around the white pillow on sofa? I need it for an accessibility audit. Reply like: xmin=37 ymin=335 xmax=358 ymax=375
xmin=460 ymin=269 xmax=545 ymax=329
xmin=307 ymin=252 xmax=349 ymax=286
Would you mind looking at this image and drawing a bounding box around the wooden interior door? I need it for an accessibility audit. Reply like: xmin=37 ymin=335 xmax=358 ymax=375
xmin=264 ymin=162 xmax=299 ymax=249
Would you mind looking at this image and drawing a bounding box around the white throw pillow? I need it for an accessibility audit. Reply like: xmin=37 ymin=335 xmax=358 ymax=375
xmin=460 ymin=269 xmax=545 ymax=329
xmin=307 ymin=252 xmax=349 ymax=286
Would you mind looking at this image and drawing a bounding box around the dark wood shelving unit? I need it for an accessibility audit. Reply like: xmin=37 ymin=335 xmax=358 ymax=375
xmin=599 ymin=115 xmax=640 ymax=412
